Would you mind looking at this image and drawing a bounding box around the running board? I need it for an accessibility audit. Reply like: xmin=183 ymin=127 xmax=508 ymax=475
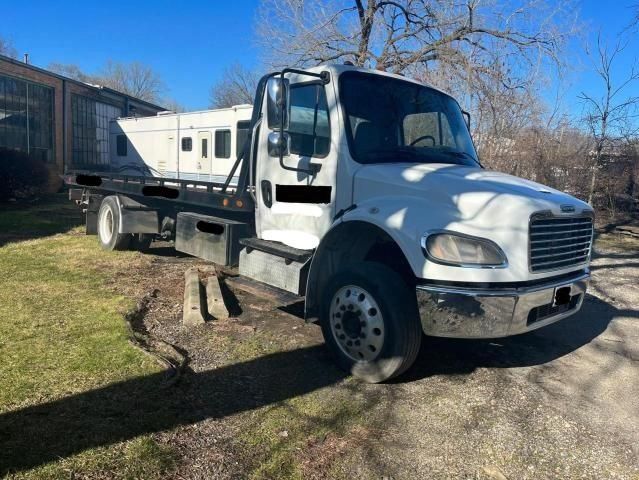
xmin=238 ymin=238 xmax=313 ymax=263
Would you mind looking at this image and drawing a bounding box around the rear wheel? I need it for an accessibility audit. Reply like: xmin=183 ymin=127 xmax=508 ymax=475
xmin=320 ymin=262 xmax=422 ymax=383
xmin=97 ymin=196 xmax=131 ymax=251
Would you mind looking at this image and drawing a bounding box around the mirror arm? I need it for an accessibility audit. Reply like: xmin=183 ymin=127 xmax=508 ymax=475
xmin=280 ymin=68 xmax=330 ymax=84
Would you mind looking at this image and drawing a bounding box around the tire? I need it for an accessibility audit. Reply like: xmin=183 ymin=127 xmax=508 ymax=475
xmin=97 ymin=196 xmax=131 ymax=251
xmin=320 ymin=261 xmax=422 ymax=383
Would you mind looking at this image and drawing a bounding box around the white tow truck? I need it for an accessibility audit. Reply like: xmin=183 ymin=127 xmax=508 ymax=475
xmin=65 ymin=64 xmax=594 ymax=382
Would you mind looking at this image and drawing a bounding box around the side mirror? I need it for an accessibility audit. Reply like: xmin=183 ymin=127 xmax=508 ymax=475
xmin=266 ymin=77 xmax=289 ymax=130
xmin=268 ymin=131 xmax=289 ymax=157
xmin=462 ymin=111 xmax=471 ymax=130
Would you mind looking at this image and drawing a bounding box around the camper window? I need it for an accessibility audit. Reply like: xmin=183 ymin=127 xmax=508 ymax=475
xmin=236 ymin=120 xmax=251 ymax=158
xmin=182 ymin=137 xmax=192 ymax=151
xmin=215 ymin=130 xmax=231 ymax=158
xmin=116 ymin=135 xmax=127 ymax=156
xmin=201 ymin=138 xmax=208 ymax=158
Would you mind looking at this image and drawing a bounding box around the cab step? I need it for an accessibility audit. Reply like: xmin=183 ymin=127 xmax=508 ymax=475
xmin=238 ymin=238 xmax=313 ymax=263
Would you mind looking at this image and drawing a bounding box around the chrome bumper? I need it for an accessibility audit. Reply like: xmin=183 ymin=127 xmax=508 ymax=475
xmin=416 ymin=272 xmax=589 ymax=339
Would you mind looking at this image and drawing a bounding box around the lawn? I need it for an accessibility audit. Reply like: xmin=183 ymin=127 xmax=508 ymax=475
xmin=0 ymin=195 xmax=368 ymax=480
xmin=0 ymin=195 xmax=173 ymax=479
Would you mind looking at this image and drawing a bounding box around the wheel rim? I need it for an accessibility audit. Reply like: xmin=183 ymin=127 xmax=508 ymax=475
xmin=99 ymin=206 xmax=114 ymax=244
xmin=329 ymin=285 xmax=385 ymax=362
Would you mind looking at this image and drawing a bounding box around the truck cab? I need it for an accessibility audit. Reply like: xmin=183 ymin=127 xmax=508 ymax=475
xmin=67 ymin=64 xmax=594 ymax=383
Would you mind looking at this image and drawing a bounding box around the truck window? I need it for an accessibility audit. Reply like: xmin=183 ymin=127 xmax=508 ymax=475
xmin=116 ymin=135 xmax=127 ymax=156
xmin=201 ymin=138 xmax=208 ymax=158
xmin=236 ymin=120 xmax=251 ymax=158
xmin=339 ymin=71 xmax=478 ymax=166
xmin=288 ymin=83 xmax=330 ymax=158
xmin=215 ymin=130 xmax=231 ymax=158
xmin=182 ymin=137 xmax=192 ymax=152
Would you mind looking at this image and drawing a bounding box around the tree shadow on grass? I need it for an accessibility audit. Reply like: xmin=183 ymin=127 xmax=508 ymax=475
xmin=0 ymin=194 xmax=83 ymax=248
xmin=0 ymin=345 xmax=346 ymax=475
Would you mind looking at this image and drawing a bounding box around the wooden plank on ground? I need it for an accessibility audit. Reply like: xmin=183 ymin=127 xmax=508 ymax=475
xmin=183 ymin=268 xmax=205 ymax=326
xmin=206 ymin=275 xmax=229 ymax=320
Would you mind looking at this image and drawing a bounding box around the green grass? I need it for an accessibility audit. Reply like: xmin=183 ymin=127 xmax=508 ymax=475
xmin=0 ymin=195 xmax=172 ymax=479
xmin=0 ymin=195 xmax=82 ymax=240
xmin=0 ymin=195 xmax=370 ymax=479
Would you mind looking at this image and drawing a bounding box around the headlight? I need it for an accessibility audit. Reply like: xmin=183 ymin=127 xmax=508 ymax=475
xmin=421 ymin=231 xmax=507 ymax=268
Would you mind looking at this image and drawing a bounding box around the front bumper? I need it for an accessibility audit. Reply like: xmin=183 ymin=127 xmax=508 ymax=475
xmin=416 ymin=272 xmax=589 ymax=338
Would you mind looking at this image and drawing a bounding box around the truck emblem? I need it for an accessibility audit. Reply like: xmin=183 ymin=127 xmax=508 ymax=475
xmin=560 ymin=204 xmax=575 ymax=213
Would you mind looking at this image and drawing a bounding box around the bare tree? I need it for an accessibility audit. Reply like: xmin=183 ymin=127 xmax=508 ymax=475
xmin=47 ymin=62 xmax=95 ymax=83
xmin=209 ymin=64 xmax=259 ymax=108
xmin=47 ymin=60 xmax=166 ymax=104
xmin=161 ymin=98 xmax=187 ymax=113
xmin=99 ymin=61 xmax=165 ymax=103
xmin=0 ymin=35 xmax=17 ymax=58
xmin=579 ymin=34 xmax=639 ymax=205
xmin=256 ymin=0 xmax=572 ymax=77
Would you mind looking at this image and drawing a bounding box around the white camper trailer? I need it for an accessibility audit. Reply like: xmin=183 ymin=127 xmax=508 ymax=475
xmin=109 ymin=105 xmax=252 ymax=183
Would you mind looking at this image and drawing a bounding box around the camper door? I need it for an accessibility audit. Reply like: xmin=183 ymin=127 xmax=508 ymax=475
xmin=197 ymin=131 xmax=212 ymax=175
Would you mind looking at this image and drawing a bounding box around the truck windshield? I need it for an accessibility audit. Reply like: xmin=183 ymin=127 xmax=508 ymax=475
xmin=339 ymin=71 xmax=479 ymax=166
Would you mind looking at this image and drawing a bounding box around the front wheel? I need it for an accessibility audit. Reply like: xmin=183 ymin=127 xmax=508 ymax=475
xmin=320 ymin=262 xmax=422 ymax=383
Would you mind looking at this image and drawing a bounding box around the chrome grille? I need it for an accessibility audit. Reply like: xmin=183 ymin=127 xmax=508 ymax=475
xmin=529 ymin=215 xmax=593 ymax=272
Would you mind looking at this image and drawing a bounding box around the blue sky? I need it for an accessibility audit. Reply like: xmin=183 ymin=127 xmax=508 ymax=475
xmin=2 ymin=0 xmax=638 ymax=113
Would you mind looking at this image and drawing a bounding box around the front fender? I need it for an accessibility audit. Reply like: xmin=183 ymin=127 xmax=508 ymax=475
xmin=338 ymin=196 xmax=457 ymax=277
xmin=303 ymin=198 xmax=438 ymax=320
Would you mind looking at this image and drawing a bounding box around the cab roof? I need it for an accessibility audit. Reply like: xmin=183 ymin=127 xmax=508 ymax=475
xmin=302 ymin=63 xmax=455 ymax=100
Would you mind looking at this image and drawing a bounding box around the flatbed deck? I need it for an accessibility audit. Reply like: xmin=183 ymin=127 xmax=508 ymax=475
xmin=63 ymin=170 xmax=255 ymax=213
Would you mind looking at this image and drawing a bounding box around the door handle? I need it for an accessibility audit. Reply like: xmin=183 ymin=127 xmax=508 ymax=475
xmin=261 ymin=180 xmax=272 ymax=208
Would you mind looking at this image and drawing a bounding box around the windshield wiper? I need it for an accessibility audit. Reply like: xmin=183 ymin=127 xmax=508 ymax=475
xmin=361 ymin=149 xmax=422 ymax=163
xmin=438 ymin=150 xmax=478 ymax=163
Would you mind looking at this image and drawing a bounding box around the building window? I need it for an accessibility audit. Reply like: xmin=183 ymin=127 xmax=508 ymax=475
xmin=215 ymin=129 xmax=230 ymax=158
xmin=236 ymin=120 xmax=250 ymax=158
xmin=0 ymin=74 xmax=54 ymax=163
xmin=116 ymin=135 xmax=127 ymax=156
xmin=71 ymin=95 xmax=121 ymax=169
xmin=181 ymin=137 xmax=192 ymax=151
xmin=201 ymin=138 xmax=208 ymax=158
xmin=288 ymin=83 xmax=330 ymax=158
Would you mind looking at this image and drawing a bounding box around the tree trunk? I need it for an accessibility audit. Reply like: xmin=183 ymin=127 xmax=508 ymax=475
xmin=355 ymin=0 xmax=375 ymax=66
xmin=587 ymin=157 xmax=598 ymax=205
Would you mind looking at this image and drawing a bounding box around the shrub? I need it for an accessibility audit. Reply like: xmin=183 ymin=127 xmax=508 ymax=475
xmin=0 ymin=148 xmax=49 ymax=202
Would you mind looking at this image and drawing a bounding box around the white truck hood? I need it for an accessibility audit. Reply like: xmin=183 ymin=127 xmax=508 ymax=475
xmin=349 ymin=163 xmax=592 ymax=283
xmin=353 ymin=163 xmax=579 ymax=208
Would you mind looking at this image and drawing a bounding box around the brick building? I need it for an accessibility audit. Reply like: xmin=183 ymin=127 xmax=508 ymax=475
xmin=0 ymin=54 xmax=165 ymax=190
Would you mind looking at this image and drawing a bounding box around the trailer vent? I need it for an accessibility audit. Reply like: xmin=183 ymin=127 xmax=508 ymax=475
xmin=529 ymin=215 xmax=593 ymax=272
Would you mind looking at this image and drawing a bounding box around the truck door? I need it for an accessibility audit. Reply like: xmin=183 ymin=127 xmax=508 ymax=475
xmin=197 ymin=131 xmax=212 ymax=176
xmin=255 ymin=77 xmax=338 ymax=250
